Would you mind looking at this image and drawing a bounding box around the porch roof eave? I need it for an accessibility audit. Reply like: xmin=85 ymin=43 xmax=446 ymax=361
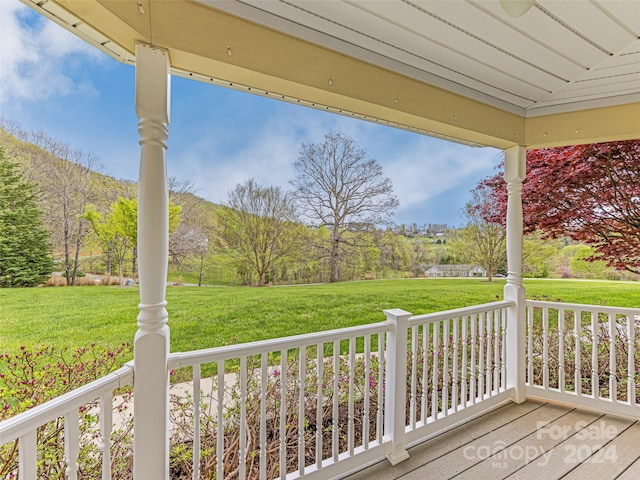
xmin=26 ymin=0 xmax=640 ymax=151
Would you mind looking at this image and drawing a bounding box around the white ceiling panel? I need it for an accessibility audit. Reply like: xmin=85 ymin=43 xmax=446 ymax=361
xmin=596 ymin=0 xmax=640 ymax=35
xmin=209 ymin=0 xmax=640 ymax=117
xmin=538 ymin=0 xmax=637 ymax=52
xmin=414 ymin=0 xmax=585 ymax=80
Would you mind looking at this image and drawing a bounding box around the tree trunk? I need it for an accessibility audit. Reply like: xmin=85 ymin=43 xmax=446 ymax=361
xmin=71 ymin=220 xmax=83 ymax=286
xmin=198 ymin=253 xmax=205 ymax=287
xmin=329 ymin=235 xmax=340 ymax=283
xmin=132 ymin=247 xmax=138 ymax=278
xmin=106 ymin=249 xmax=112 ymax=275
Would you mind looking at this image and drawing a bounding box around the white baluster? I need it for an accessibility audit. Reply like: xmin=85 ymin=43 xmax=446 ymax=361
xmin=558 ymin=308 xmax=565 ymax=392
xmin=452 ymin=317 xmax=459 ymax=410
xmin=315 ymin=344 xmax=324 ymax=468
xmin=526 ymin=307 xmax=533 ymax=385
xmin=575 ymin=309 xmax=582 ymax=397
xmin=363 ymin=335 xmax=371 ymax=449
xmin=376 ymin=333 xmax=384 ymax=444
xmin=485 ymin=312 xmax=493 ymax=396
xmin=19 ymin=430 xmax=37 ymax=479
xmin=348 ymin=337 xmax=356 ymax=456
xmin=442 ymin=319 xmax=450 ymax=415
xmin=609 ymin=313 xmax=617 ymax=402
xmin=461 ymin=315 xmax=469 ymax=408
xmin=192 ymin=364 xmax=201 ymax=480
xmin=470 ymin=314 xmax=477 ymax=403
xmin=100 ymin=392 xmax=113 ymax=480
xmin=493 ymin=310 xmax=500 ymax=394
xmin=627 ymin=313 xmax=636 ymax=405
xmin=216 ymin=360 xmax=224 ymax=479
xmin=332 ymin=341 xmax=340 ymax=463
xmin=542 ymin=307 xmax=549 ymax=390
xmin=239 ymin=356 xmax=247 ymax=480
xmin=421 ymin=324 xmax=430 ymax=421
xmin=591 ymin=310 xmax=599 ymax=398
xmin=410 ymin=326 xmax=418 ymax=428
xmin=64 ymin=411 xmax=79 ymax=480
xmin=298 ymin=347 xmax=306 ymax=474
xmin=431 ymin=320 xmax=440 ymax=419
xmin=260 ymin=353 xmax=268 ymax=479
xmin=478 ymin=314 xmax=485 ymax=400
xmin=279 ymin=350 xmax=287 ymax=479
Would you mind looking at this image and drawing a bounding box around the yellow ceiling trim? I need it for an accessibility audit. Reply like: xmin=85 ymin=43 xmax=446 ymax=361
xmin=525 ymin=103 xmax=640 ymax=149
xmin=150 ymin=1 xmax=525 ymax=149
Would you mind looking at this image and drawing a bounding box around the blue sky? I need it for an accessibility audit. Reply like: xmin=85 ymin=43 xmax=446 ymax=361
xmin=0 ymin=0 xmax=502 ymax=226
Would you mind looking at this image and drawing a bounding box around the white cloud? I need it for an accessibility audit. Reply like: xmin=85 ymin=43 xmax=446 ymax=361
xmin=384 ymin=141 xmax=501 ymax=214
xmin=0 ymin=0 xmax=101 ymax=105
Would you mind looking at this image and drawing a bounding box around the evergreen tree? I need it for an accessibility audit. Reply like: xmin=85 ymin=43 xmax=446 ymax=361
xmin=0 ymin=148 xmax=54 ymax=287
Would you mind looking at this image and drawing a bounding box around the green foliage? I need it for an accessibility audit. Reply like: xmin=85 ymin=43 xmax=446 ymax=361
xmin=0 ymin=148 xmax=54 ymax=287
xmin=449 ymin=188 xmax=506 ymax=281
xmin=568 ymin=245 xmax=612 ymax=279
xmin=522 ymin=232 xmax=558 ymax=278
xmin=84 ymin=198 xmax=182 ymax=282
xmin=218 ymin=179 xmax=301 ymax=286
xmin=0 ymin=344 xmax=133 ymax=478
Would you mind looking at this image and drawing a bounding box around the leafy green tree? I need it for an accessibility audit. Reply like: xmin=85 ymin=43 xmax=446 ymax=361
xmin=84 ymin=197 xmax=181 ymax=284
xmin=449 ymin=187 xmax=506 ymax=281
xmin=569 ymin=245 xmax=608 ymax=279
xmin=522 ymin=233 xmax=559 ymax=278
xmin=0 ymin=148 xmax=54 ymax=287
xmin=219 ymin=179 xmax=302 ymax=287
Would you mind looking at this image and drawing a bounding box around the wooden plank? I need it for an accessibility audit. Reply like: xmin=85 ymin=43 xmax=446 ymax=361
xmin=507 ymin=415 xmax=634 ymax=480
xmin=562 ymin=421 xmax=640 ymax=479
xmin=344 ymin=400 xmax=544 ymax=480
xmin=451 ymin=408 xmax=601 ymax=479
xmin=617 ymin=457 xmax=640 ymax=480
xmin=402 ymin=403 xmax=573 ymax=479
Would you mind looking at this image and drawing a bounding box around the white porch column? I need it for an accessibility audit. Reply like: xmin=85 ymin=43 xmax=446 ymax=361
xmin=133 ymin=42 xmax=171 ymax=480
xmin=504 ymin=146 xmax=526 ymax=403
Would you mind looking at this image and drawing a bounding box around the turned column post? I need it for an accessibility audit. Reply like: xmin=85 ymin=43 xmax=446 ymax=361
xmin=133 ymin=42 xmax=171 ymax=480
xmin=504 ymin=146 xmax=527 ymax=403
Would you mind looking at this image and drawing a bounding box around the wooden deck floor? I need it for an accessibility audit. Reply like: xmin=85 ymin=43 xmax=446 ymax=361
xmin=344 ymin=400 xmax=640 ymax=480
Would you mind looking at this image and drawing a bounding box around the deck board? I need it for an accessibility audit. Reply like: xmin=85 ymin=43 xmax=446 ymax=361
xmin=617 ymin=457 xmax=640 ymax=479
xmin=343 ymin=400 xmax=640 ymax=480
xmin=563 ymin=422 xmax=640 ymax=480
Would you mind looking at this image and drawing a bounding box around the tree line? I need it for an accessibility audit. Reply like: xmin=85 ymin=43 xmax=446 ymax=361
xmin=1 ymin=119 xmax=638 ymax=288
xmin=0 ymin=126 xmax=415 ymax=287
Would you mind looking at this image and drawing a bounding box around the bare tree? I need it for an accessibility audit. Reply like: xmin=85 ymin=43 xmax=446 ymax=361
xmin=449 ymin=187 xmax=506 ymax=282
xmin=291 ymin=131 xmax=398 ymax=282
xmin=20 ymin=131 xmax=103 ymax=286
xmin=218 ymin=179 xmax=301 ymax=287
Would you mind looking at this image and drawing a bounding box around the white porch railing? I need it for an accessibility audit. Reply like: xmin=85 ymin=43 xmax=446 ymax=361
xmin=525 ymin=300 xmax=640 ymax=418
xmin=0 ymin=364 xmax=133 ymax=479
xmin=165 ymin=300 xmax=514 ymax=479
xmin=9 ymin=299 xmax=640 ymax=479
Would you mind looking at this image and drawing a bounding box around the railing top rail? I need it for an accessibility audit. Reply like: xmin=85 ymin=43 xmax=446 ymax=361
xmin=168 ymin=321 xmax=393 ymax=369
xmin=525 ymin=299 xmax=640 ymax=316
xmin=409 ymin=300 xmax=514 ymax=326
xmin=0 ymin=363 xmax=134 ymax=444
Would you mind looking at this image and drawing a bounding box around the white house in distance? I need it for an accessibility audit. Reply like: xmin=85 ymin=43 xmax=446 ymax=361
xmin=424 ymin=264 xmax=488 ymax=278
xmin=2 ymin=2 xmax=639 ymax=480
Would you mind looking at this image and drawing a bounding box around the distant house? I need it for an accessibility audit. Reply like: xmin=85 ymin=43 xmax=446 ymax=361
xmin=423 ymin=264 xmax=487 ymax=278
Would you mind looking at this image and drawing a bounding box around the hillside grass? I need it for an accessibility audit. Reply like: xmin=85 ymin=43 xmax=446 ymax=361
xmin=1 ymin=278 xmax=640 ymax=359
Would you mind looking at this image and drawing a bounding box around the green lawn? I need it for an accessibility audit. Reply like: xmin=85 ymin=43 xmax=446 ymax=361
xmin=1 ymin=278 xmax=639 ymax=358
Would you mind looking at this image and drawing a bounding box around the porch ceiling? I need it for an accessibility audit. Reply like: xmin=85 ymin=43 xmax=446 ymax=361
xmin=25 ymin=0 xmax=640 ymax=149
